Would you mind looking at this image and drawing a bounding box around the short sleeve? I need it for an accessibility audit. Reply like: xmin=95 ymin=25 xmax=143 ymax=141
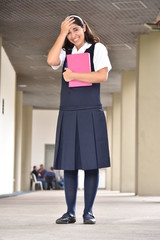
xmin=51 ymin=49 xmax=66 ymax=70
xmin=93 ymin=43 xmax=112 ymax=72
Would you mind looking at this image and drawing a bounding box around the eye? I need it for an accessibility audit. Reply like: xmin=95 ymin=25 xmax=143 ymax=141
xmin=73 ymin=27 xmax=79 ymax=32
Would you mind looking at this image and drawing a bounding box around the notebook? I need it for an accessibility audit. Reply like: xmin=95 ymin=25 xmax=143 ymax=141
xmin=66 ymin=52 xmax=92 ymax=88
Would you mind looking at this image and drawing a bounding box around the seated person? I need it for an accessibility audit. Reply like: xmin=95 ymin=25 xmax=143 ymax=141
xmin=45 ymin=167 xmax=56 ymax=190
xmin=31 ymin=166 xmax=38 ymax=178
xmin=57 ymin=176 xmax=64 ymax=189
xmin=37 ymin=164 xmax=47 ymax=189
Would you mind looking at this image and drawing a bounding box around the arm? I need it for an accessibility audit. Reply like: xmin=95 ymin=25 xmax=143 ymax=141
xmin=63 ymin=67 xmax=108 ymax=83
xmin=47 ymin=17 xmax=74 ymax=66
xmin=47 ymin=33 xmax=66 ymax=66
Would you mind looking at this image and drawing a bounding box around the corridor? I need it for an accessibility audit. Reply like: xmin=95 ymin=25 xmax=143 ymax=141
xmin=0 ymin=190 xmax=160 ymax=240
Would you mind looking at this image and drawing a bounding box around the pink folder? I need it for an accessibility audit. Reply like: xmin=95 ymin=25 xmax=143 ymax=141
xmin=66 ymin=52 xmax=92 ymax=88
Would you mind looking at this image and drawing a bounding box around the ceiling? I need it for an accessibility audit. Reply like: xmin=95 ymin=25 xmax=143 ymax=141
xmin=0 ymin=0 xmax=160 ymax=109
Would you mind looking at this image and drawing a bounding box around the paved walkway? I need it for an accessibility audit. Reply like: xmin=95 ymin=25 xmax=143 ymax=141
xmin=0 ymin=190 xmax=160 ymax=240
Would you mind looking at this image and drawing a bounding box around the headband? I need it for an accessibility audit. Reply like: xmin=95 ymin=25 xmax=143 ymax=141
xmin=70 ymin=15 xmax=84 ymax=25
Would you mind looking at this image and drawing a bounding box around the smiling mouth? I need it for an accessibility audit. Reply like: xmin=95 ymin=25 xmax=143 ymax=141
xmin=73 ymin=38 xmax=79 ymax=42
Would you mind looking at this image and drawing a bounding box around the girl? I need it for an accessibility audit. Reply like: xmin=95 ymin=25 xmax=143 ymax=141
xmin=47 ymin=15 xmax=112 ymax=224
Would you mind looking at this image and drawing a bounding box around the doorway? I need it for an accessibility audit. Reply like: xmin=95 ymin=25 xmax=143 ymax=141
xmin=44 ymin=144 xmax=55 ymax=171
xmin=44 ymin=144 xmax=63 ymax=178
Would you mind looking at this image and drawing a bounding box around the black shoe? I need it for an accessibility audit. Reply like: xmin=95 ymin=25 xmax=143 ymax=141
xmin=83 ymin=212 xmax=96 ymax=224
xmin=56 ymin=212 xmax=76 ymax=224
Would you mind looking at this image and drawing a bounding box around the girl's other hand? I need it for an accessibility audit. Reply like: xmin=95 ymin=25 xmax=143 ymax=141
xmin=63 ymin=68 xmax=73 ymax=82
xmin=60 ymin=17 xmax=75 ymax=36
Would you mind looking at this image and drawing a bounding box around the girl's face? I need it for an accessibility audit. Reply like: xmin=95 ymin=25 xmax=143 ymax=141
xmin=67 ymin=23 xmax=86 ymax=50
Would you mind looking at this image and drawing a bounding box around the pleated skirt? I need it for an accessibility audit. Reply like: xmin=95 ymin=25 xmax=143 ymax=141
xmin=53 ymin=108 xmax=110 ymax=170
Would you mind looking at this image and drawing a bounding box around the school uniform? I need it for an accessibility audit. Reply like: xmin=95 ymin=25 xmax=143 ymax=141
xmin=52 ymin=42 xmax=112 ymax=171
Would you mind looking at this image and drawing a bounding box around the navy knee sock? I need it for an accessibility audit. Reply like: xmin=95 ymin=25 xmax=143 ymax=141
xmin=64 ymin=170 xmax=78 ymax=216
xmin=84 ymin=169 xmax=99 ymax=214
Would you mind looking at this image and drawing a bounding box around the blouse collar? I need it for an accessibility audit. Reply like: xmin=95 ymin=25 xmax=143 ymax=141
xmin=72 ymin=42 xmax=92 ymax=54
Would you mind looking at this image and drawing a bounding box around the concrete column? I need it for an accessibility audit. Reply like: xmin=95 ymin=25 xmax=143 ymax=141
xmin=112 ymin=93 xmax=121 ymax=191
xmin=136 ymin=32 xmax=160 ymax=195
xmin=121 ymin=71 xmax=136 ymax=193
xmin=21 ymin=106 xmax=33 ymax=191
xmin=14 ymin=91 xmax=23 ymax=192
xmin=106 ymin=107 xmax=112 ymax=190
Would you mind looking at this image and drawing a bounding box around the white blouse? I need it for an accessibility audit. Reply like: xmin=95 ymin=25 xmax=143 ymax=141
xmin=51 ymin=42 xmax=112 ymax=72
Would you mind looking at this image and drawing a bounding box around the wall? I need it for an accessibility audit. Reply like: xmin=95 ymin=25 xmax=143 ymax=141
xmin=0 ymin=46 xmax=16 ymax=195
xmin=31 ymin=110 xmax=59 ymax=168
xmin=0 ymin=38 xmax=2 ymax=100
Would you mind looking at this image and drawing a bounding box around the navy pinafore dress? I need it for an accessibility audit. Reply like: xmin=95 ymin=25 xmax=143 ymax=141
xmin=54 ymin=43 xmax=110 ymax=170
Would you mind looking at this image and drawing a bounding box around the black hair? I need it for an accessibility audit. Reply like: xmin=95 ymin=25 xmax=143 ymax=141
xmin=63 ymin=15 xmax=100 ymax=50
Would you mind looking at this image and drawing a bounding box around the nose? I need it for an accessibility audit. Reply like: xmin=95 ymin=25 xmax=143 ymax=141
xmin=71 ymin=31 xmax=76 ymax=39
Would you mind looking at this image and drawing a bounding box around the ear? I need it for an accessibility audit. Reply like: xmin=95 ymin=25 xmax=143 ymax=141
xmin=83 ymin=23 xmax=86 ymax=32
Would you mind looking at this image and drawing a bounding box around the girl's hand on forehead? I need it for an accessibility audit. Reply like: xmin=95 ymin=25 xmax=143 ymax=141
xmin=60 ymin=17 xmax=75 ymax=36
